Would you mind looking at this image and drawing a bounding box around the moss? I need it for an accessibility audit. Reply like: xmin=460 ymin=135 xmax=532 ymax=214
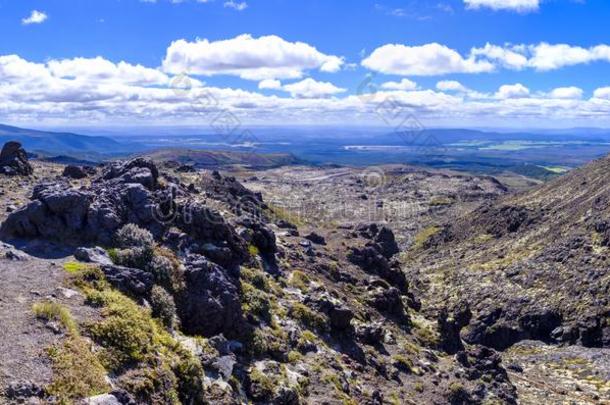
xmin=289 ymin=303 xmax=328 ymax=332
xmin=84 ymin=286 xmax=203 ymax=404
xmin=241 ymin=281 xmax=272 ymax=324
xmin=63 ymin=261 xmax=97 ymax=274
xmin=46 ymin=337 xmax=110 ymax=401
xmin=287 ymin=350 xmax=303 ymax=363
xmin=288 ymin=270 xmax=311 ymax=292
xmin=392 ymin=354 xmax=414 ymax=373
xmin=413 ymin=226 xmax=441 ymax=250
xmin=248 ymin=244 xmax=260 ymax=257
xmin=32 ymin=301 xmax=79 ymax=336
xmin=414 ymin=381 xmax=424 ymax=393
xmin=248 ymin=367 xmax=274 ymax=401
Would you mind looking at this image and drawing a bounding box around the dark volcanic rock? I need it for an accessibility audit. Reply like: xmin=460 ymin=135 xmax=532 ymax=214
xmin=348 ymin=246 xmax=408 ymax=293
xmin=176 ymin=255 xmax=244 ymax=338
xmin=74 ymin=246 xmax=113 ymax=265
xmin=62 ymin=165 xmax=87 ymax=179
xmin=438 ymin=302 xmax=472 ymax=354
xmin=305 ymin=232 xmax=326 ymax=245
xmin=0 ymin=141 xmax=33 ymax=176
xmin=101 ymin=264 xmax=154 ymax=296
xmin=176 ymin=202 xmax=248 ymax=269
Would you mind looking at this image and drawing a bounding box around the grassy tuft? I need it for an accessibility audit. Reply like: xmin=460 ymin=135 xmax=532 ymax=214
xmin=32 ymin=301 xmax=79 ymax=336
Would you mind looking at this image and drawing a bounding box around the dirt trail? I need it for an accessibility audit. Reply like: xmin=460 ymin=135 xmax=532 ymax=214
xmin=0 ymin=242 xmax=73 ymax=398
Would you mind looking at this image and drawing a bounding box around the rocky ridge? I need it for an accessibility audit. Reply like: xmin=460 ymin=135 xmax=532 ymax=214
xmin=0 ymin=147 xmax=520 ymax=404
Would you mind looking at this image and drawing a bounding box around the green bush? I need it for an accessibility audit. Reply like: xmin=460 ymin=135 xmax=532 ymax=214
xmin=289 ymin=303 xmax=328 ymax=332
xmin=241 ymin=281 xmax=272 ymax=324
xmin=114 ymin=223 xmax=154 ymax=250
xmin=150 ymin=285 xmax=177 ymax=330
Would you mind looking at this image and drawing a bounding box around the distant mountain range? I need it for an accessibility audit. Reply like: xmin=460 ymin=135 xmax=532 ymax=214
xmin=0 ymin=124 xmax=141 ymax=158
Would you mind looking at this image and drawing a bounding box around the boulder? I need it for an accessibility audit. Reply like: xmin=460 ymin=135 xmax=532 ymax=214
xmin=101 ymin=264 xmax=154 ymax=296
xmin=62 ymin=165 xmax=87 ymax=179
xmin=0 ymin=141 xmax=33 ymax=176
xmin=74 ymin=246 xmax=114 ymax=266
xmin=305 ymin=232 xmax=326 ymax=245
xmin=176 ymin=255 xmax=243 ymax=338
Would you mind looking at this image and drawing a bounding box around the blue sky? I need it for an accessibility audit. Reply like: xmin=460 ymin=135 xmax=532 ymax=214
xmin=1 ymin=0 xmax=610 ymax=128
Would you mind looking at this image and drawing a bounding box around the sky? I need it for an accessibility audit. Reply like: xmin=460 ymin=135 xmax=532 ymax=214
xmin=1 ymin=0 xmax=610 ymax=129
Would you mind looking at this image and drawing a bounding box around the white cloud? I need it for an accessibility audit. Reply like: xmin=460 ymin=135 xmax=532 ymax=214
xmin=380 ymin=78 xmax=418 ymax=90
xmin=362 ymin=43 xmax=494 ymax=76
xmin=593 ymin=87 xmax=610 ymax=100
xmin=470 ymin=43 xmax=529 ymax=69
xmin=548 ymin=86 xmax=583 ymax=100
xmin=436 ymin=80 xmax=469 ymax=92
xmin=47 ymin=57 xmax=170 ymax=86
xmin=224 ymin=1 xmax=248 ymax=10
xmin=22 ymin=10 xmax=48 ymax=25
xmin=1 ymin=53 xmax=610 ymax=128
xmin=464 ymin=0 xmax=540 ymax=13
xmin=281 ymin=78 xmax=345 ymax=98
xmin=258 ymin=79 xmax=282 ymax=90
xmin=496 ymin=83 xmax=530 ymax=99
xmin=162 ymin=34 xmax=344 ymax=80
xmin=471 ymin=42 xmax=610 ymax=71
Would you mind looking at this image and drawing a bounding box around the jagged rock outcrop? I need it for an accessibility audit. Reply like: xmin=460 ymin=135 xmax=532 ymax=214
xmin=1 ymin=159 xmax=248 ymax=271
xmin=0 ymin=141 xmax=33 ymax=176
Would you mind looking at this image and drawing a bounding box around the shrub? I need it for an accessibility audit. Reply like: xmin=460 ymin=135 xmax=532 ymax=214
xmin=111 ymin=247 xmax=154 ymax=270
xmin=114 ymin=223 xmax=154 ymax=250
xmin=289 ymin=303 xmax=327 ymax=332
xmin=392 ymin=354 xmax=413 ymax=373
xmin=288 ymin=270 xmax=310 ymax=292
xmin=32 ymin=301 xmax=78 ymax=336
xmin=147 ymin=255 xmax=176 ymax=288
xmin=248 ymin=368 xmax=274 ymax=401
xmin=150 ymin=285 xmax=177 ymax=330
xmin=241 ymin=282 xmax=272 ymax=324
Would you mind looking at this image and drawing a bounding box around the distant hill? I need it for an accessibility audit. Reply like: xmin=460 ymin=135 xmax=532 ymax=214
xmin=0 ymin=124 xmax=140 ymax=156
xmin=140 ymin=148 xmax=302 ymax=169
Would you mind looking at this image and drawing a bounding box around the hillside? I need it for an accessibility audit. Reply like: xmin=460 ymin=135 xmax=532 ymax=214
xmin=140 ymin=148 xmax=302 ymax=169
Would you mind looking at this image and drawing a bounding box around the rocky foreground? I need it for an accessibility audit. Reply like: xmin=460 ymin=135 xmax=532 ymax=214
xmin=0 ymin=142 xmax=608 ymax=404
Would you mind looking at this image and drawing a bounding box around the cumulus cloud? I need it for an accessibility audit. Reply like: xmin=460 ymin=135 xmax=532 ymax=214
xmin=363 ymin=41 xmax=610 ymax=76
xmin=47 ymin=57 xmax=170 ymax=86
xmin=593 ymin=87 xmax=610 ymax=100
xmin=281 ymin=78 xmax=346 ymax=98
xmin=362 ymin=43 xmax=494 ymax=76
xmin=464 ymin=0 xmax=540 ymax=13
xmin=1 ymin=53 xmax=610 ymax=127
xmin=22 ymin=10 xmax=48 ymax=25
xmin=380 ymin=78 xmax=418 ymax=90
xmin=495 ymin=83 xmax=530 ymax=99
xmin=548 ymin=86 xmax=583 ymax=100
xmin=258 ymin=79 xmax=282 ymax=90
xmin=162 ymin=34 xmax=344 ymax=80
xmin=436 ymin=80 xmax=469 ymax=92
